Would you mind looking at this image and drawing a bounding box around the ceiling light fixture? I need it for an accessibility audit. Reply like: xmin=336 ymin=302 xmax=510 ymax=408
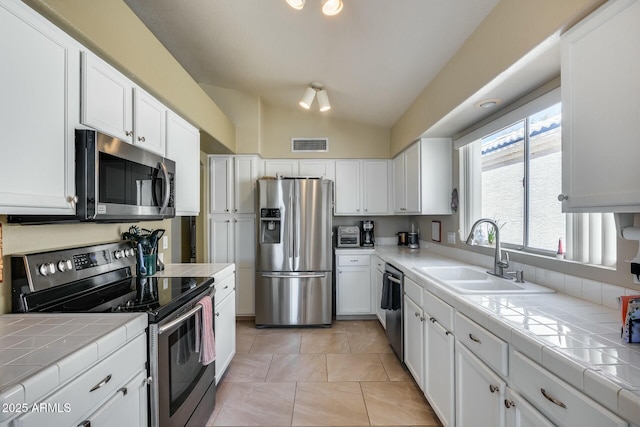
xmin=285 ymin=0 xmax=343 ymax=15
xmin=322 ymin=0 xmax=343 ymax=16
xmin=475 ymin=98 xmax=503 ymax=109
xmin=299 ymin=83 xmax=331 ymax=112
xmin=285 ymin=0 xmax=305 ymax=10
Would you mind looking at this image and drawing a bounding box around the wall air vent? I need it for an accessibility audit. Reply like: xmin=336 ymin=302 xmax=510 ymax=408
xmin=291 ymin=138 xmax=329 ymax=153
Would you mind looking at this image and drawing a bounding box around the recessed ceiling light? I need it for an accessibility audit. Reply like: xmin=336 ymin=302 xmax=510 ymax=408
xmin=322 ymin=0 xmax=343 ymax=16
xmin=286 ymin=0 xmax=305 ymax=10
xmin=475 ymin=98 xmax=503 ymax=109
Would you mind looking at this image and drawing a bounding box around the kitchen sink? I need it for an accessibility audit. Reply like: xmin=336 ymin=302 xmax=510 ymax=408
xmin=413 ymin=266 xmax=555 ymax=294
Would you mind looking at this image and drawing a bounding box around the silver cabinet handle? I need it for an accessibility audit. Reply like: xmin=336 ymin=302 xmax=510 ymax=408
xmin=125 ymin=130 xmax=133 ymax=137
xmin=489 ymin=384 xmax=499 ymax=393
xmin=224 ymin=285 xmax=229 ymax=289
xmin=430 ymin=317 xmax=436 ymax=323
xmin=387 ymin=276 xmax=402 ymax=284
xmin=90 ymin=374 xmax=112 ymax=392
xmin=540 ymin=388 xmax=567 ymax=409
xmin=445 ymin=331 xmax=451 ymax=336
xmin=468 ymin=333 xmax=481 ymax=343
xmin=215 ymin=312 xmax=220 ymax=317
xmin=557 ymin=194 xmax=568 ymax=201
xmin=504 ymin=399 xmax=514 ymax=409
xmin=138 ymin=136 xmax=146 ymax=142
xmin=118 ymin=387 xmax=128 ymax=396
xmin=415 ymin=312 xmax=419 ymax=317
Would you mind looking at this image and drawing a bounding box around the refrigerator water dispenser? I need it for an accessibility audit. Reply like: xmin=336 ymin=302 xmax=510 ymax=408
xmin=260 ymin=208 xmax=281 ymax=243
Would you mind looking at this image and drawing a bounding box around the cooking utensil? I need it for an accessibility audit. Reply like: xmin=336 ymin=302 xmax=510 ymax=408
xmin=137 ymin=243 xmax=147 ymax=276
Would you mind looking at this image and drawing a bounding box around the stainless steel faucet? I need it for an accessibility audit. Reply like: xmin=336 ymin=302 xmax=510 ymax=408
xmin=465 ymin=218 xmax=511 ymax=279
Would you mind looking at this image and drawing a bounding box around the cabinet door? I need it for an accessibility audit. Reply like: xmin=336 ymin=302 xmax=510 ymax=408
xmin=404 ymin=142 xmax=422 ymax=214
xmin=263 ymin=160 xmax=297 ymax=178
xmin=81 ymin=52 xmax=133 ymax=143
xmin=236 ymin=266 xmax=255 ymax=316
xmin=299 ymin=160 xmax=335 ymax=180
xmin=373 ymin=267 xmax=385 ymax=328
xmin=234 ymin=216 xmax=256 ymax=268
xmin=234 ymin=156 xmax=257 ymax=213
xmin=210 ymin=157 xmax=233 ymax=214
xmin=166 ymin=111 xmax=200 ymax=216
xmin=505 ymin=388 xmax=554 ymax=427
xmin=0 ymin=0 xmax=79 ymax=215
xmin=133 ymin=87 xmax=166 ymax=156
xmin=392 ymin=154 xmax=406 ymax=213
xmin=425 ymin=320 xmax=455 ymax=427
xmin=336 ymin=267 xmax=371 ymax=314
xmin=209 ymin=217 xmax=233 ymax=263
xmin=335 ymin=161 xmax=361 ymax=215
xmin=561 ymin=0 xmax=640 ymax=211
xmin=456 ymin=343 xmax=505 ymax=427
xmin=403 ymin=295 xmax=424 ymax=390
xmin=215 ymin=280 xmax=236 ymax=384
xmin=81 ymin=370 xmax=148 ymax=427
xmin=363 ymin=160 xmax=389 ymax=215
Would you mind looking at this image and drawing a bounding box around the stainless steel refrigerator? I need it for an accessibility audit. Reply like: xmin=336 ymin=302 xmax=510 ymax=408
xmin=255 ymin=177 xmax=333 ymax=327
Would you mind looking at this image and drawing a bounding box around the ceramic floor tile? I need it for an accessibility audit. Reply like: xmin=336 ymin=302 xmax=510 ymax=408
xmin=236 ymin=332 xmax=257 ymax=354
xmin=267 ymin=354 xmax=327 ymax=382
xmin=347 ymin=333 xmax=393 ymax=353
xmin=223 ymin=354 xmax=273 ymax=382
xmin=292 ymin=382 xmax=370 ymax=426
xmin=378 ymin=353 xmax=412 ymax=381
xmin=361 ymin=382 xmax=439 ymax=426
xmin=249 ymin=333 xmax=301 ymax=354
xmin=327 ymin=353 xmax=388 ymax=382
xmin=300 ymin=332 xmax=350 ymax=354
xmin=213 ymin=382 xmax=296 ymax=426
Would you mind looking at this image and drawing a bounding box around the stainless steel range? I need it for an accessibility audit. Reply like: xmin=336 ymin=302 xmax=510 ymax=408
xmin=11 ymin=241 xmax=216 ymax=427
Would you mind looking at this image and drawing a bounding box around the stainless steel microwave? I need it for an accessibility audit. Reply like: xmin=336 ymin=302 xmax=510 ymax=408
xmin=10 ymin=129 xmax=175 ymax=223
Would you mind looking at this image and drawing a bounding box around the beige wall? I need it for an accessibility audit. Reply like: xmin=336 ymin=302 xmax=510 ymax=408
xmin=23 ymin=0 xmax=236 ymax=153
xmin=260 ymin=103 xmax=389 ymax=159
xmin=390 ymin=0 xmax=605 ymax=156
xmin=0 ymin=217 xmax=172 ymax=314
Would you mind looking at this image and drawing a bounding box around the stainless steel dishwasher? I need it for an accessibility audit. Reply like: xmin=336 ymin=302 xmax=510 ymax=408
xmin=383 ymin=263 xmax=404 ymax=361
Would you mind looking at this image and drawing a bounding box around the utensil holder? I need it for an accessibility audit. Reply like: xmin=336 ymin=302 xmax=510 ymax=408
xmin=137 ymin=253 xmax=157 ymax=276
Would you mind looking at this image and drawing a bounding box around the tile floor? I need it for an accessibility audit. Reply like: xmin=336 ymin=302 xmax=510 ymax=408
xmin=206 ymin=319 xmax=442 ymax=426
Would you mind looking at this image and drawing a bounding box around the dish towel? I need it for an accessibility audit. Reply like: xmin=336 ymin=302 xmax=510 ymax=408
xmin=195 ymin=295 xmax=216 ymax=365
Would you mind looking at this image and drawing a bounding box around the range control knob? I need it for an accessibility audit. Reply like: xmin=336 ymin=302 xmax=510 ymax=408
xmin=125 ymin=248 xmax=135 ymax=257
xmin=57 ymin=260 xmax=73 ymax=272
xmin=38 ymin=263 xmax=56 ymax=276
xmin=114 ymin=249 xmax=125 ymax=259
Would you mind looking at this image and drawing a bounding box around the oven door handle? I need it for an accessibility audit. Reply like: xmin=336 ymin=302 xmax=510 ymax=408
xmin=158 ymin=161 xmax=171 ymax=215
xmin=158 ymin=304 xmax=202 ymax=335
xmin=387 ymin=275 xmax=402 ymax=285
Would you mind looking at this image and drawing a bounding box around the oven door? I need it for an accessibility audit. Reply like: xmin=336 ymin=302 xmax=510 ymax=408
xmin=149 ymin=293 xmax=216 ymax=427
xmin=77 ymin=129 xmax=176 ymax=221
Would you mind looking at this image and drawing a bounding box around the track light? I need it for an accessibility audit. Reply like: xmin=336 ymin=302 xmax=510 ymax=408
xmin=299 ymin=83 xmax=331 ymax=112
xmin=322 ymin=0 xmax=343 ymax=16
xmin=285 ymin=0 xmax=305 ymax=10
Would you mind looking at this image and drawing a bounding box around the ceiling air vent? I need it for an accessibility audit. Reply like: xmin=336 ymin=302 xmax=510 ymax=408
xmin=291 ymin=138 xmax=329 ymax=153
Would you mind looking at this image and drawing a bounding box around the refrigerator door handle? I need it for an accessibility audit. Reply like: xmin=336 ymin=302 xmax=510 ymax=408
xmin=288 ymin=194 xmax=295 ymax=265
xmin=261 ymin=273 xmax=327 ymax=279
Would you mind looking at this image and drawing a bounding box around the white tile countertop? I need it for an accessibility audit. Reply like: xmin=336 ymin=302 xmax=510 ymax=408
xmin=152 ymin=263 xmax=234 ymax=279
xmin=373 ymin=244 xmax=640 ymax=425
xmin=0 ymin=313 xmax=147 ymax=422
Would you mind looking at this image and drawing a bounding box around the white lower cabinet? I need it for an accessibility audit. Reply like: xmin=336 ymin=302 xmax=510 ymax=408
xmin=424 ymin=318 xmax=454 ymax=427
xmin=336 ymin=254 xmax=373 ymax=315
xmin=214 ymin=273 xmax=236 ymax=384
xmin=455 ymin=343 xmax=506 ymax=427
xmin=510 ymin=350 xmax=626 ymax=427
xmin=372 ymin=257 xmax=385 ymax=328
xmin=504 ymin=387 xmax=554 ymax=427
xmin=403 ymin=294 xmax=424 ymax=390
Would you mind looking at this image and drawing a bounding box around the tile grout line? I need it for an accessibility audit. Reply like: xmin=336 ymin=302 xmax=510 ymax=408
xmin=358 ymin=381 xmax=373 ymax=426
xmin=290 ymin=381 xmax=299 ymax=426
xmin=263 ymin=353 xmax=275 ymax=382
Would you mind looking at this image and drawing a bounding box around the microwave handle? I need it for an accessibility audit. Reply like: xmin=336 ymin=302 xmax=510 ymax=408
xmin=158 ymin=162 xmax=171 ymax=215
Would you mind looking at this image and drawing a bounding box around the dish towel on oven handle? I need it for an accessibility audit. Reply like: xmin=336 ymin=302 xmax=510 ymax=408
xmin=194 ymin=295 xmax=216 ymax=365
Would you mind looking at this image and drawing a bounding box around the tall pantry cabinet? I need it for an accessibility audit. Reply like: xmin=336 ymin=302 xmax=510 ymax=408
xmin=209 ymin=156 xmax=257 ymax=315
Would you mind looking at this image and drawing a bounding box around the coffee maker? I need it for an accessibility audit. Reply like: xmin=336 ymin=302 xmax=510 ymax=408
xmin=360 ymin=220 xmax=375 ymax=247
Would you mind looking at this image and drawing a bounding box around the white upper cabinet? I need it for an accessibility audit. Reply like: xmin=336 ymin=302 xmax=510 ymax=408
xmin=262 ymin=160 xmax=298 ymax=177
xmin=335 ymin=160 xmax=390 ymax=215
xmin=393 ymin=138 xmax=452 ymax=215
xmin=0 ymin=0 xmax=80 ymax=215
xmin=210 ymin=156 xmax=257 ymax=215
xmin=561 ymin=0 xmax=640 ymax=212
xmin=133 ymin=87 xmax=167 ymax=156
xmin=81 ymin=52 xmax=134 ymax=143
xmin=298 ymin=160 xmax=335 ymax=180
xmin=166 ymin=111 xmax=200 ymax=216
xmin=82 ymin=52 xmax=168 ymax=156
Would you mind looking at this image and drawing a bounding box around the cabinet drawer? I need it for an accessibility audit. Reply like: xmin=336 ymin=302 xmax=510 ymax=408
xmin=337 ymin=255 xmax=370 ymax=266
xmin=423 ymin=290 xmax=454 ymax=331
xmin=215 ymin=274 xmax=235 ymax=305
xmin=455 ymin=313 xmax=508 ymax=376
xmin=510 ymin=350 xmax=626 ymax=427
xmin=15 ymin=334 xmax=146 ymax=427
xmin=404 ymin=277 xmax=422 ymax=306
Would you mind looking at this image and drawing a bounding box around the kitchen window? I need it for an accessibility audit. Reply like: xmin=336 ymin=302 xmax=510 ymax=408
xmin=458 ymin=87 xmax=616 ymax=267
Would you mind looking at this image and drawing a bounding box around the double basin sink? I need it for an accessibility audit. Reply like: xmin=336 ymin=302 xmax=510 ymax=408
xmin=413 ymin=266 xmax=555 ymax=294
